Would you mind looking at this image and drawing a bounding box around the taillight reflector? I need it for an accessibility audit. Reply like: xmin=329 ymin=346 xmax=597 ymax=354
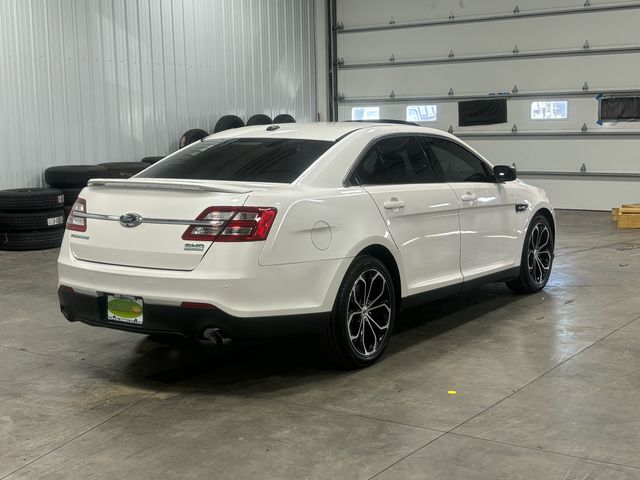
xmin=66 ymin=198 xmax=87 ymax=232
xmin=180 ymin=302 xmax=217 ymax=310
xmin=182 ymin=207 xmax=277 ymax=242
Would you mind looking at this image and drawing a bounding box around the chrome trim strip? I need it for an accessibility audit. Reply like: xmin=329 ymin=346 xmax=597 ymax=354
xmin=74 ymin=212 xmax=223 ymax=226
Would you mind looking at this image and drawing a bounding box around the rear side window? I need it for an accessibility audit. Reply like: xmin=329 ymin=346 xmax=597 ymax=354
xmin=138 ymin=138 xmax=334 ymax=183
xmin=351 ymin=136 xmax=438 ymax=185
xmin=426 ymin=138 xmax=493 ymax=183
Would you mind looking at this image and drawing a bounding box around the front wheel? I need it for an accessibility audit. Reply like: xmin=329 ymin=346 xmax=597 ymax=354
xmin=506 ymin=214 xmax=555 ymax=293
xmin=321 ymin=255 xmax=396 ymax=369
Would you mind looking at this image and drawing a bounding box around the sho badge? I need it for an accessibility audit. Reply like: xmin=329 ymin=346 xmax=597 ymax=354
xmin=184 ymin=243 xmax=205 ymax=251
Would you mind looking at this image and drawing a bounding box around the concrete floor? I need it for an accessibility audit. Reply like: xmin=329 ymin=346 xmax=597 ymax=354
xmin=1 ymin=210 xmax=639 ymax=479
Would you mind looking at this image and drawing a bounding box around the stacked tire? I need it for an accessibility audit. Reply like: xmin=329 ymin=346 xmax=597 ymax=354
xmin=44 ymin=165 xmax=109 ymax=220
xmin=99 ymin=162 xmax=151 ymax=179
xmin=0 ymin=188 xmax=66 ymax=251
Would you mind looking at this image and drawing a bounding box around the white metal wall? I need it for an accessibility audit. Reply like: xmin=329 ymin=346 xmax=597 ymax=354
xmin=334 ymin=0 xmax=640 ymax=210
xmin=0 ymin=0 xmax=316 ymax=190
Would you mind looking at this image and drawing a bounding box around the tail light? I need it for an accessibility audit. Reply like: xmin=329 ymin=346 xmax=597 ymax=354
xmin=182 ymin=207 xmax=277 ymax=242
xmin=66 ymin=198 xmax=87 ymax=232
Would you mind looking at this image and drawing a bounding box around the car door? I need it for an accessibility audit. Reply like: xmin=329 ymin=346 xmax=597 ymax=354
xmin=424 ymin=136 xmax=519 ymax=281
xmin=349 ymin=136 xmax=462 ymax=295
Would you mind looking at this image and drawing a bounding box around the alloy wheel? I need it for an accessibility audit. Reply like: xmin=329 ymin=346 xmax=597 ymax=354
xmin=527 ymin=223 xmax=553 ymax=285
xmin=346 ymin=268 xmax=392 ymax=358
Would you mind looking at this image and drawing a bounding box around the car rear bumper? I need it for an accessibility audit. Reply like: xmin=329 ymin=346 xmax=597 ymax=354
xmin=58 ymin=287 xmax=330 ymax=340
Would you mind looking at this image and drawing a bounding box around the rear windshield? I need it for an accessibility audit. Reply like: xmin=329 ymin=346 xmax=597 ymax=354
xmin=137 ymin=138 xmax=334 ymax=183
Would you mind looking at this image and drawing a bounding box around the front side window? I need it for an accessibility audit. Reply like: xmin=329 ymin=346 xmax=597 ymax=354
xmin=351 ymin=106 xmax=380 ymax=121
xmin=137 ymin=138 xmax=334 ymax=184
xmin=351 ymin=136 xmax=438 ymax=185
xmin=406 ymin=105 xmax=437 ymax=122
xmin=426 ymin=138 xmax=493 ymax=183
xmin=531 ymin=101 xmax=568 ymax=120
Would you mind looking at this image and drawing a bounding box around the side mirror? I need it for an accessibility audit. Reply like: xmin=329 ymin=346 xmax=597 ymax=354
xmin=494 ymin=165 xmax=517 ymax=182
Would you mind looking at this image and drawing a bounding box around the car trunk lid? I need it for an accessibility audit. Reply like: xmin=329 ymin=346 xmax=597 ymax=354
xmin=69 ymin=179 xmax=260 ymax=271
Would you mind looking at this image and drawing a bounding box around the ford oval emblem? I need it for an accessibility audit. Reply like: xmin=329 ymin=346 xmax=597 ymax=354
xmin=119 ymin=213 xmax=143 ymax=228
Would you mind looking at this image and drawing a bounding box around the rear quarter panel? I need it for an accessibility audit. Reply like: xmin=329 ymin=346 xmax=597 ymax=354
xmin=247 ymin=187 xmax=401 ymax=268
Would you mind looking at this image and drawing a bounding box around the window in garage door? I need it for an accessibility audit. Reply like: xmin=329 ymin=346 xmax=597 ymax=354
xmin=531 ymin=101 xmax=568 ymax=120
xmin=599 ymin=96 xmax=640 ymax=122
xmin=406 ymin=105 xmax=437 ymax=122
xmin=350 ymin=136 xmax=438 ymax=185
xmin=351 ymin=106 xmax=380 ymax=120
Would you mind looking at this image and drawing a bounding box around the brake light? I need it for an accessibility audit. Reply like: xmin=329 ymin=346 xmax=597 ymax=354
xmin=182 ymin=207 xmax=277 ymax=242
xmin=66 ymin=198 xmax=87 ymax=232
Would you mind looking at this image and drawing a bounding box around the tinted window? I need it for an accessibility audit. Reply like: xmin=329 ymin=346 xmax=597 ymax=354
xmin=351 ymin=136 xmax=437 ymax=185
xmin=458 ymin=99 xmax=507 ymax=126
xmin=600 ymin=96 xmax=640 ymax=122
xmin=137 ymin=138 xmax=334 ymax=183
xmin=427 ymin=138 xmax=493 ymax=183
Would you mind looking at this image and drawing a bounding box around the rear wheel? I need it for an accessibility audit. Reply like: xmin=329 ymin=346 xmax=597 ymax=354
xmin=506 ymin=214 xmax=554 ymax=293
xmin=321 ymin=255 xmax=396 ymax=368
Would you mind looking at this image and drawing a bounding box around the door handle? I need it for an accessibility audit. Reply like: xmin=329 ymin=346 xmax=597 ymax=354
xmin=383 ymin=199 xmax=406 ymax=209
xmin=461 ymin=194 xmax=477 ymax=203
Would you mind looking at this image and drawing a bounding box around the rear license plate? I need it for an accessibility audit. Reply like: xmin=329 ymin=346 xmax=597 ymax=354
xmin=106 ymin=294 xmax=144 ymax=325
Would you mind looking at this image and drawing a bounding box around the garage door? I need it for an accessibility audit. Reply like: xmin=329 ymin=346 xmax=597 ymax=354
xmin=330 ymin=0 xmax=640 ymax=210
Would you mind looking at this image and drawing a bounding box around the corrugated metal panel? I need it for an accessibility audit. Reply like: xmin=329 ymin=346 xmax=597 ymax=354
xmin=0 ymin=0 xmax=316 ymax=190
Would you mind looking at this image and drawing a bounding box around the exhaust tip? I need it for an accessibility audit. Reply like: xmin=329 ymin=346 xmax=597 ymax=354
xmin=202 ymin=328 xmax=231 ymax=346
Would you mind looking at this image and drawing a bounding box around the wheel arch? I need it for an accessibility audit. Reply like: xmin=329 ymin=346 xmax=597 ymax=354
xmin=355 ymin=244 xmax=403 ymax=308
xmin=533 ymin=207 xmax=555 ymax=237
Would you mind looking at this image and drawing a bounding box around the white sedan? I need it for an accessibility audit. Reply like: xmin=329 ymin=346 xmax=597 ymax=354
xmin=58 ymin=122 xmax=555 ymax=368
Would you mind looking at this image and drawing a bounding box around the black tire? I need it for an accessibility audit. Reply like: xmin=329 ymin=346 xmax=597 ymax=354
xmin=246 ymin=114 xmax=272 ymax=126
xmin=61 ymin=188 xmax=83 ymax=206
xmin=213 ymin=115 xmax=245 ymax=133
xmin=0 ymin=228 xmax=65 ymax=251
xmin=99 ymin=162 xmax=151 ymax=179
xmin=141 ymin=156 xmax=165 ymax=165
xmin=178 ymin=128 xmax=209 ymax=149
xmin=0 ymin=188 xmax=64 ymax=212
xmin=320 ymin=255 xmax=396 ymax=369
xmin=506 ymin=214 xmax=555 ymax=294
xmin=0 ymin=209 xmax=65 ymax=232
xmin=273 ymin=114 xmax=296 ymax=124
xmin=45 ymin=165 xmax=109 ymax=188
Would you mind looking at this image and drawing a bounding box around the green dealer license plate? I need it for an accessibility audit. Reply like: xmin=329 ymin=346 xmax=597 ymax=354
xmin=106 ymin=294 xmax=144 ymax=325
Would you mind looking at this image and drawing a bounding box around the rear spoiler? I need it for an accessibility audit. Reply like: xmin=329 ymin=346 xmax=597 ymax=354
xmin=87 ymin=178 xmax=253 ymax=194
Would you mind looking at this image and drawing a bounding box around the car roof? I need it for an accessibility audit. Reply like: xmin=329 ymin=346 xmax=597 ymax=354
xmin=207 ymin=122 xmax=455 ymax=142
